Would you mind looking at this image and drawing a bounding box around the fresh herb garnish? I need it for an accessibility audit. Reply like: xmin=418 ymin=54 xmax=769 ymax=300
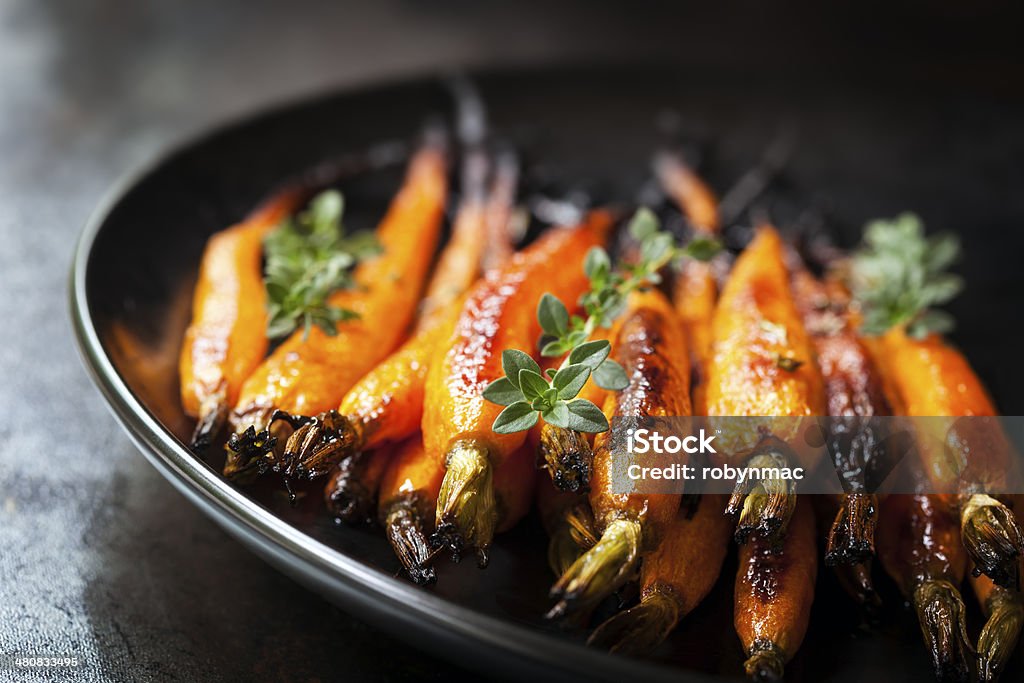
xmin=483 ymin=208 xmax=721 ymax=435
xmin=849 ymin=212 xmax=962 ymax=338
xmin=263 ymin=190 xmax=381 ymax=340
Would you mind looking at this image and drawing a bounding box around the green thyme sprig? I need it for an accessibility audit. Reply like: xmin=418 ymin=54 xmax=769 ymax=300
xmin=263 ymin=190 xmax=381 ymax=340
xmin=482 ymin=207 xmax=722 ymax=435
xmin=849 ymin=212 xmax=962 ymax=339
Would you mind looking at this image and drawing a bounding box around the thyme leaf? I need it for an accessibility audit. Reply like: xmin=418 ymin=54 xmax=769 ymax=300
xmin=849 ymin=212 xmax=962 ymax=338
xmin=263 ymin=190 xmax=381 ymax=340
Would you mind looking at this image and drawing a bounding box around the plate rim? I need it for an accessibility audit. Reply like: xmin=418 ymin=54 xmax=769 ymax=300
xmin=67 ymin=70 xmax=727 ymax=683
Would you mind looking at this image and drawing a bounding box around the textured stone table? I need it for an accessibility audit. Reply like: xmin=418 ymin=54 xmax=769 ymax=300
xmin=1 ymin=2 xmax=1021 ymax=681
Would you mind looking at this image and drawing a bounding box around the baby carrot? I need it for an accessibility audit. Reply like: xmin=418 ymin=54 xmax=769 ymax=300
xmin=424 ymin=212 xmax=613 ymax=563
xmin=734 ymin=497 xmax=817 ymax=681
xmin=179 ymin=187 xmax=304 ymax=451
xmin=881 ymin=326 xmax=1023 ymax=589
xmin=223 ymin=139 xmax=447 ymax=481
xmin=588 ymin=494 xmax=732 ymax=654
xmin=318 ymin=149 xmax=519 ymax=519
xmin=878 ymin=494 xmax=973 ymax=682
xmin=548 ymin=288 xmax=691 ymax=619
xmin=377 ymin=437 xmax=536 ymax=581
xmin=704 ymin=226 xmax=825 ymax=543
xmin=657 ymin=151 xmax=721 ymax=418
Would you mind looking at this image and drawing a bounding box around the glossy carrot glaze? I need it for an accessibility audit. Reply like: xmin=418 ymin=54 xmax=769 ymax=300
xmin=791 ymin=269 xmax=892 ymax=568
xmin=658 ymin=152 xmax=721 ymax=418
xmin=179 ymin=188 xmax=304 ymax=444
xmin=320 ymin=150 xmax=520 ymax=518
xmin=588 ymin=494 xmax=732 ymax=654
xmin=704 ymin=226 xmax=824 ymax=542
xmin=705 ymin=226 xmax=825 ymax=455
xmin=878 ymin=493 xmax=972 ymax=681
xmin=335 ymin=154 xmax=519 ymax=453
xmin=881 ymin=327 xmax=1022 ymax=589
xmin=734 ymin=498 xmax=817 ymax=681
xmin=229 ymin=144 xmax=447 ymax=433
xmin=881 ymin=327 xmax=1011 ymax=485
xmin=589 ymin=288 xmax=692 ymax=536
xmin=547 ymin=288 xmax=691 ymax=619
xmin=422 ymin=212 xmax=612 ymax=466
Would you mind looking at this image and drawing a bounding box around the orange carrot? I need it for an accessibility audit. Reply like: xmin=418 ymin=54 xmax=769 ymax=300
xmin=223 ymin=141 xmax=447 ymax=481
xmin=179 ymin=187 xmax=304 ymax=450
xmin=318 ymin=150 xmax=519 ymax=519
xmin=878 ymin=494 xmax=972 ymax=681
xmin=734 ymin=497 xmax=817 ymax=681
xmin=704 ymin=226 xmax=825 ymax=542
xmin=549 ymin=288 xmax=691 ymax=619
xmin=881 ymin=327 xmax=1023 ymax=588
xmin=424 ymin=212 xmax=613 ymax=562
xmin=589 ymin=494 xmax=732 ymax=654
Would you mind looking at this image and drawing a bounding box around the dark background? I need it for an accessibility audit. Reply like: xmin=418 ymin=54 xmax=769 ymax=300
xmin=2 ymin=1 xmax=1023 ymax=681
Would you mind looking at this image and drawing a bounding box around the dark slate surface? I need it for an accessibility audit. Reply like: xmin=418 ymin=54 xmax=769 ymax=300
xmin=2 ymin=2 xmax=1022 ymax=682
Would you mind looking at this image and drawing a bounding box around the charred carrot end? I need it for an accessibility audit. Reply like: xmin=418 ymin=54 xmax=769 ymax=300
xmin=912 ymin=580 xmax=973 ymax=683
xmin=977 ymin=585 xmax=1024 ymax=682
xmin=383 ymin=493 xmax=438 ymax=586
xmin=962 ymin=494 xmax=1024 ymax=589
xmin=223 ymin=423 xmax=277 ymax=483
xmin=826 ymin=493 xmax=879 ymax=567
xmin=278 ymin=410 xmax=362 ymax=481
xmin=743 ymin=639 xmax=787 ymax=683
xmin=547 ymin=518 xmax=642 ymax=620
xmin=727 ymin=440 xmax=797 ymax=545
xmin=539 ymin=423 xmax=593 ymax=493
xmin=324 ymin=449 xmax=381 ymax=524
xmin=191 ymin=388 xmax=229 ymax=453
xmin=432 ymin=439 xmax=497 ymax=568
xmin=588 ymin=588 xmax=680 ymax=655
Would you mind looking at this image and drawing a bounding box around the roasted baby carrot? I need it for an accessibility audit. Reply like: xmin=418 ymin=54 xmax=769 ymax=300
xmin=378 ymin=435 xmax=445 ymax=585
xmin=318 ymin=307 xmax=459 ymax=520
xmin=878 ymin=494 xmax=973 ymax=682
xmin=734 ymin=497 xmax=817 ymax=681
xmin=424 ymin=211 xmax=613 ymax=563
xmin=704 ymin=226 xmax=825 ymax=542
xmin=548 ymin=288 xmax=691 ymax=619
xmin=791 ymin=268 xmax=893 ymax=568
xmin=318 ymin=150 xmax=519 ymax=519
xmin=377 ymin=437 xmax=535 ymax=582
xmin=223 ymin=140 xmax=447 ymax=481
xmin=881 ymin=327 xmax=1023 ymax=589
xmin=179 ymin=187 xmax=305 ymax=451
xmin=588 ymin=494 xmax=732 ymax=654
xmin=657 ymin=151 xmax=720 ymax=412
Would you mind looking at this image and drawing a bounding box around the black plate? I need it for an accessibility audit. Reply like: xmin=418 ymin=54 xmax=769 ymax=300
xmin=70 ymin=67 xmax=1024 ymax=682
